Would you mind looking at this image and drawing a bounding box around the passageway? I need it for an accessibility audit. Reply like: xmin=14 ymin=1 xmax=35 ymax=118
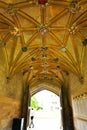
xmin=0 ymin=0 xmax=87 ymax=130
xmin=27 ymin=90 xmax=62 ymax=130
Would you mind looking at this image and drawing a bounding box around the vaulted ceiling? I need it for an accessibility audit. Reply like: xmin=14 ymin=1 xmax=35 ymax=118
xmin=0 ymin=0 xmax=87 ymax=94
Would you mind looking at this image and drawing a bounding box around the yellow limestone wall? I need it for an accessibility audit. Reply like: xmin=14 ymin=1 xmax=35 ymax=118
xmin=70 ymin=49 xmax=87 ymax=98
xmin=70 ymin=49 xmax=87 ymax=130
xmin=0 ymin=96 xmax=21 ymax=130
xmin=0 ymin=49 xmax=24 ymax=130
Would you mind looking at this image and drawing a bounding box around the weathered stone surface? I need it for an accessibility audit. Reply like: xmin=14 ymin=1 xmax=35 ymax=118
xmin=0 ymin=96 xmax=21 ymax=130
xmin=70 ymin=49 xmax=87 ymax=98
xmin=0 ymin=51 xmax=24 ymax=130
xmin=70 ymin=49 xmax=87 ymax=130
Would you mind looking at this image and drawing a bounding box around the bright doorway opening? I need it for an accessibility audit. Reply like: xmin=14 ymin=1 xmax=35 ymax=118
xmin=28 ymin=90 xmax=62 ymax=130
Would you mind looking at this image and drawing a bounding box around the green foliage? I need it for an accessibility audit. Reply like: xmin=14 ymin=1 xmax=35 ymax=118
xmin=31 ymin=96 xmax=43 ymax=111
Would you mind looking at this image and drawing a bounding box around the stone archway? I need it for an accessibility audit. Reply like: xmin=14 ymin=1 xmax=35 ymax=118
xmin=28 ymin=89 xmax=62 ymax=130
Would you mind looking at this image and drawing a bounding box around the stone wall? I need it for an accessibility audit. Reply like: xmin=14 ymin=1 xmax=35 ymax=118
xmin=0 ymin=96 xmax=21 ymax=130
xmin=70 ymin=48 xmax=87 ymax=97
xmin=0 ymin=49 xmax=24 ymax=130
xmin=0 ymin=72 xmax=24 ymax=130
xmin=70 ymin=49 xmax=87 ymax=130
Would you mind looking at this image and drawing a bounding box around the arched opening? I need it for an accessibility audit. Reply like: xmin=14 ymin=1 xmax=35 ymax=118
xmin=28 ymin=90 xmax=62 ymax=130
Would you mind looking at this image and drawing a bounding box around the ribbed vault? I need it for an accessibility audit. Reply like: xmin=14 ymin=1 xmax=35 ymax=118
xmin=30 ymin=82 xmax=60 ymax=96
xmin=0 ymin=0 xmax=87 ymax=95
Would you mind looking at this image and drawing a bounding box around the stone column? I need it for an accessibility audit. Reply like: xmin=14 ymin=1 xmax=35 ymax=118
xmin=21 ymin=85 xmax=31 ymax=130
xmin=27 ymin=88 xmax=31 ymax=127
xmin=60 ymin=85 xmax=74 ymax=130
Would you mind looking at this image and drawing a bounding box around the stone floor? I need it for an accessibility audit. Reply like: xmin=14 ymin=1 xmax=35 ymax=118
xmin=27 ymin=110 xmax=62 ymax=130
xmin=27 ymin=117 xmax=62 ymax=130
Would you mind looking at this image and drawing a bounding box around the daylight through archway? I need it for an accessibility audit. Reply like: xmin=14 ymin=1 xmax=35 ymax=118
xmin=28 ymin=90 xmax=62 ymax=130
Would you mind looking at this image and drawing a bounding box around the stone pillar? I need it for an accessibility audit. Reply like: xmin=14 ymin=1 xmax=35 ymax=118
xmin=21 ymin=85 xmax=31 ymax=130
xmin=27 ymin=88 xmax=31 ymax=127
xmin=60 ymin=85 xmax=74 ymax=130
